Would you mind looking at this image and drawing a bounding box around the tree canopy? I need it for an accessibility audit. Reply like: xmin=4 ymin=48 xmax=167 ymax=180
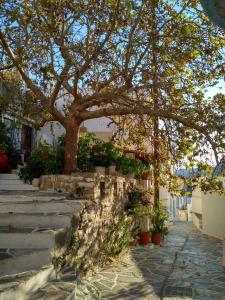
xmin=0 ymin=0 xmax=224 ymax=174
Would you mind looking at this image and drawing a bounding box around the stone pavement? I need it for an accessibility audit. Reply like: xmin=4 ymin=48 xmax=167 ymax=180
xmin=25 ymin=222 xmax=225 ymax=300
xmin=84 ymin=222 xmax=225 ymax=300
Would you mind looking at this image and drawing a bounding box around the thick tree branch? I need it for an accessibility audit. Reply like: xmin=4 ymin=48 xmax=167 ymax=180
xmin=0 ymin=30 xmax=48 ymax=104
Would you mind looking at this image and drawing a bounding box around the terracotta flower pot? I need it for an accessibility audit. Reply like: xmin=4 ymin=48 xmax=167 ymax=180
xmin=141 ymin=172 xmax=150 ymax=180
xmin=129 ymin=240 xmax=136 ymax=247
xmin=140 ymin=232 xmax=151 ymax=245
xmin=151 ymin=232 xmax=161 ymax=245
xmin=0 ymin=150 xmax=9 ymax=173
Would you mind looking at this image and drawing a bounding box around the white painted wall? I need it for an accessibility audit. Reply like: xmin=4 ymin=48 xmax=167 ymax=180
xmin=159 ymin=186 xmax=176 ymax=220
xmin=202 ymin=192 xmax=225 ymax=240
xmin=37 ymin=117 xmax=115 ymax=145
xmin=192 ymin=188 xmax=203 ymax=231
xmin=37 ymin=122 xmax=65 ymax=145
xmin=192 ymin=184 xmax=225 ymax=240
xmin=192 ymin=188 xmax=203 ymax=215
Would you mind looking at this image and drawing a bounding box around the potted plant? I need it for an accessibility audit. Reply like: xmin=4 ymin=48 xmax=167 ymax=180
xmin=91 ymin=140 xmax=116 ymax=175
xmin=133 ymin=204 xmax=152 ymax=245
xmin=115 ymin=154 xmax=146 ymax=178
xmin=140 ymin=160 xmax=152 ymax=180
xmin=151 ymin=206 xmax=169 ymax=245
xmin=126 ymin=187 xmax=153 ymax=245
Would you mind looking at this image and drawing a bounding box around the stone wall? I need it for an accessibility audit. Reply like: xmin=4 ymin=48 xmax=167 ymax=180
xmin=40 ymin=173 xmax=136 ymax=275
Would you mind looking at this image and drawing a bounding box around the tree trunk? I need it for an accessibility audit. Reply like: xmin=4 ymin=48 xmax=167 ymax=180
xmin=151 ymin=0 xmax=160 ymax=208
xmin=153 ymin=118 xmax=160 ymax=208
xmin=63 ymin=121 xmax=80 ymax=174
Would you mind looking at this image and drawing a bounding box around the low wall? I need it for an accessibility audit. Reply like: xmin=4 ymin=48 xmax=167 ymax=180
xmin=192 ymin=188 xmax=203 ymax=231
xmin=202 ymin=192 xmax=225 ymax=240
xmin=40 ymin=173 xmax=136 ymax=275
xmin=192 ymin=187 xmax=225 ymax=240
xmin=192 ymin=188 xmax=203 ymax=215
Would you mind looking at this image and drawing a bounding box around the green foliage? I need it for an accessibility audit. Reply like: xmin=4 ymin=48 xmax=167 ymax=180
xmin=116 ymin=154 xmax=149 ymax=177
xmin=58 ymin=133 xmax=123 ymax=171
xmin=91 ymin=140 xmax=121 ymax=167
xmin=151 ymin=205 xmax=169 ymax=235
xmin=126 ymin=187 xmax=151 ymax=210
xmin=19 ymin=133 xmax=150 ymax=180
xmin=105 ymin=213 xmax=132 ymax=257
xmin=77 ymin=133 xmax=96 ymax=171
xmin=132 ymin=204 xmax=152 ymax=219
xmin=19 ymin=142 xmax=64 ymax=183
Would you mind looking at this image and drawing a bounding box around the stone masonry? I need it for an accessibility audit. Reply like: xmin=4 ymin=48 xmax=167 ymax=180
xmin=40 ymin=173 xmax=136 ymax=276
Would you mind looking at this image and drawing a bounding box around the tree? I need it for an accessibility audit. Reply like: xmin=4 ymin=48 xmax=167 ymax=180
xmin=0 ymin=70 xmax=44 ymax=127
xmin=0 ymin=0 xmax=224 ymax=175
xmin=112 ymin=95 xmax=225 ymax=205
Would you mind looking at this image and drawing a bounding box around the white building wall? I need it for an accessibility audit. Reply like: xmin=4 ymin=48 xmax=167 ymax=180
xmin=192 ymin=188 xmax=203 ymax=231
xmin=159 ymin=186 xmax=176 ymax=220
xmin=192 ymin=184 xmax=225 ymax=240
xmin=37 ymin=118 xmax=115 ymax=144
xmin=202 ymin=192 xmax=225 ymax=240
xmin=192 ymin=189 xmax=203 ymax=215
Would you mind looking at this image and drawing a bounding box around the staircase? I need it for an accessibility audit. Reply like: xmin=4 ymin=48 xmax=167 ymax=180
xmin=0 ymin=173 xmax=38 ymax=191
xmin=0 ymin=191 xmax=82 ymax=299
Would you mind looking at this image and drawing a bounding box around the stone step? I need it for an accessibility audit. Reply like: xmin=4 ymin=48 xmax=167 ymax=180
xmin=0 ymin=249 xmax=52 ymax=277
xmin=0 ymin=174 xmax=19 ymax=180
xmin=0 ymin=200 xmax=82 ymax=214
xmin=0 ymin=213 xmax=71 ymax=228
xmin=0 ymin=184 xmax=38 ymax=191
xmin=0 ymin=265 xmax=55 ymax=300
xmin=0 ymin=179 xmax=26 ymax=185
xmin=0 ymin=230 xmax=57 ymax=249
xmin=0 ymin=194 xmax=66 ymax=203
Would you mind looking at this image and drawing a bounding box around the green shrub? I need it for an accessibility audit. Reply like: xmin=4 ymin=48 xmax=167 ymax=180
xmin=77 ymin=134 xmax=122 ymax=170
xmin=18 ymin=132 xmax=152 ymax=180
xmin=115 ymin=153 xmax=147 ymax=177
xmin=19 ymin=142 xmax=64 ymax=183
xmin=91 ymin=140 xmax=121 ymax=167
xmin=151 ymin=205 xmax=169 ymax=235
xmin=126 ymin=187 xmax=149 ymax=210
xmin=77 ymin=133 xmax=96 ymax=171
xmin=105 ymin=213 xmax=131 ymax=257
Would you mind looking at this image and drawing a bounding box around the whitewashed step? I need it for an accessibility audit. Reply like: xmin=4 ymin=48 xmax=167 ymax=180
xmin=0 ymin=213 xmax=71 ymax=228
xmin=0 ymin=195 xmax=66 ymax=203
xmin=0 ymin=231 xmax=56 ymax=249
xmin=0 ymin=184 xmax=38 ymax=191
xmin=0 ymin=174 xmax=19 ymax=180
xmin=0 ymin=180 xmax=27 ymax=185
xmin=0 ymin=249 xmax=52 ymax=276
xmin=0 ymin=200 xmax=82 ymax=213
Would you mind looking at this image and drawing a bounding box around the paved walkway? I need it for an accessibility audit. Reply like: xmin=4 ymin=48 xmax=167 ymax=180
xmin=83 ymin=222 xmax=225 ymax=300
xmin=28 ymin=222 xmax=225 ymax=300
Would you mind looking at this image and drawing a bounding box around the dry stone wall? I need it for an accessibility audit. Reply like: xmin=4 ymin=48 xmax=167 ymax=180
xmin=40 ymin=173 xmax=136 ymax=276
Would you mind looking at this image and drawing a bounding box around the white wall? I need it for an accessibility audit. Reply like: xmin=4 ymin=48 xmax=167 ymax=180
xmin=202 ymin=192 xmax=225 ymax=240
xmin=192 ymin=188 xmax=203 ymax=215
xmin=190 ymin=188 xmax=203 ymax=230
xmin=192 ymin=186 xmax=225 ymax=240
xmin=37 ymin=122 xmax=65 ymax=144
xmin=37 ymin=118 xmax=115 ymax=145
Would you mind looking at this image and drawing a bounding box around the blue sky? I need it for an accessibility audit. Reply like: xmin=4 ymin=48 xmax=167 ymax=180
xmin=205 ymin=78 xmax=225 ymax=97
